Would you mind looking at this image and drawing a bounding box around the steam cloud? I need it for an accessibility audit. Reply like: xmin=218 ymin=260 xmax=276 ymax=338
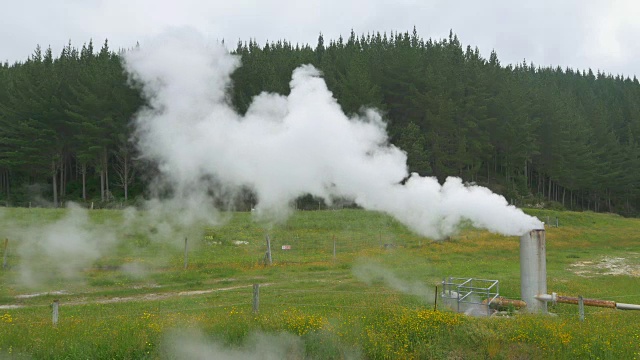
xmin=353 ymin=262 xmax=434 ymax=302
xmin=8 ymin=203 xmax=118 ymax=286
xmin=161 ymin=329 xmax=304 ymax=360
xmin=125 ymin=28 xmax=543 ymax=239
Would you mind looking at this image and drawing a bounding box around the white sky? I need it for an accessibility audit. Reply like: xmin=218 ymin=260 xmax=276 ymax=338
xmin=1 ymin=0 xmax=639 ymax=77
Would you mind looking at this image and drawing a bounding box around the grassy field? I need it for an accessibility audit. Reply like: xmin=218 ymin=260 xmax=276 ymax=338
xmin=0 ymin=207 xmax=639 ymax=359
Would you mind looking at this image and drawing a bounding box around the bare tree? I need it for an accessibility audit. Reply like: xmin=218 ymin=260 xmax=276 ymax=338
xmin=112 ymin=144 xmax=135 ymax=201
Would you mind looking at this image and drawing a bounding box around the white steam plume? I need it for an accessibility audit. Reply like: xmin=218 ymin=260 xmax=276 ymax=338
xmin=124 ymin=28 xmax=543 ymax=239
xmin=9 ymin=203 xmax=118 ymax=287
xmin=161 ymin=329 xmax=304 ymax=360
xmin=353 ymin=262 xmax=434 ymax=302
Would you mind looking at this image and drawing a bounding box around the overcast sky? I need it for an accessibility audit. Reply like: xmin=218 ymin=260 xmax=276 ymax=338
xmin=1 ymin=0 xmax=639 ymax=77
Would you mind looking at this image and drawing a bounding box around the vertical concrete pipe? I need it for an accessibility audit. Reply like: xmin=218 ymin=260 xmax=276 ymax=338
xmin=520 ymin=229 xmax=547 ymax=313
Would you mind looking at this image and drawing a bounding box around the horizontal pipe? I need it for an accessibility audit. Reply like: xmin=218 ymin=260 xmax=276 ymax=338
xmin=537 ymin=293 xmax=640 ymax=310
xmin=555 ymin=295 xmax=616 ymax=308
xmin=535 ymin=294 xmax=554 ymax=302
xmin=616 ymin=303 xmax=640 ymax=311
xmin=536 ymin=293 xmax=615 ymax=308
xmin=483 ymin=297 xmax=527 ymax=310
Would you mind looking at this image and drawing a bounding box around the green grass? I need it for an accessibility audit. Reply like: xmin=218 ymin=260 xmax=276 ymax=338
xmin=0 ymin=207 xmax=639 ymax=359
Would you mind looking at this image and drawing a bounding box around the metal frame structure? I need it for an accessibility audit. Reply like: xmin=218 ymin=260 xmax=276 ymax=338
xmin=441 ymin=277 xmax=500 ymax=316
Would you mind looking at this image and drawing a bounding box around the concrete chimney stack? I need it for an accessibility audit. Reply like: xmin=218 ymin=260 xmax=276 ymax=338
xmin=520 ymin=229 xmax=547 ymax=313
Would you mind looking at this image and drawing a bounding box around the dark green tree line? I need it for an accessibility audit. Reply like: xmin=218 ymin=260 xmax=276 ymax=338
xmin=0 ymin=40 xmax=142 ymax=205
xmin=1 ymin=30 xmax=639 ymax=216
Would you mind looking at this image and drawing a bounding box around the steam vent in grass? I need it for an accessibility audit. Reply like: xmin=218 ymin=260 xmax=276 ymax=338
xmin=516 ymin=228 xmax=640 ymax=314
xmin=521 ymin=229 xmax=640 ymax=313
xmin=443 ymin=228 xmax=640 ymax=316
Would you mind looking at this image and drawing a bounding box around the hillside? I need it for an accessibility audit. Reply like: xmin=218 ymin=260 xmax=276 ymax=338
xmin=0 ymin=207 xmax=639 ymax=358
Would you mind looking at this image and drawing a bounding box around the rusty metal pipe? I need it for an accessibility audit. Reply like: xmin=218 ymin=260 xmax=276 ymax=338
xmin=553 ymin=295 xmax=616 ymax=308
xmin=536 ymin=293 xmax=640 ymax=310
xmin=483 ymin=296 xmax=527 ymax=310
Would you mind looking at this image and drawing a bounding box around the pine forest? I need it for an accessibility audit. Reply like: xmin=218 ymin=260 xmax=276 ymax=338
xmin=1 ymin=29 xmax=639 ymax=216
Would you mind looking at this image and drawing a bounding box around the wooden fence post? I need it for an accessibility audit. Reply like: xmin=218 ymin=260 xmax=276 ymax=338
xmin=578 ymin=295 xmax=584 ymax=321
xmin=253 ymin=284 xmax=260 ymax=314
xmin=332 ymin=235 xmax=336 ymax=260
xmin=52 ymin=300 xmax=59 ymax=326
xmin=264 ymin=234 xmax=272 ymax=266
xmin=2 ymin=238 xmax=8 ymax=270
xmin=434 ymin=285 xmax=438 ymax=311
xmin=183 ymin=237 xmax=188 ymax=270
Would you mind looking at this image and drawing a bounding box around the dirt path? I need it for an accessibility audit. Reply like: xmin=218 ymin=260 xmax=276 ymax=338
xmin=0 ymin=283 xmax=272 ymax=310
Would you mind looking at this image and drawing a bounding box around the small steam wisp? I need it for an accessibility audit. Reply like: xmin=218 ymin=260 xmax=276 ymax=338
xmin=125 ymin=28 xmax=542 ymax=239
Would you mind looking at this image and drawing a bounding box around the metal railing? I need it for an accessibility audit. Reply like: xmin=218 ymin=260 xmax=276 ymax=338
xmin=441 ymin=277 xmax=500 ymax=316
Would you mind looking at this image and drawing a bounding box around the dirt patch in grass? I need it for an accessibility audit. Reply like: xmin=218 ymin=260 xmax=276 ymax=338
xmin=14 ymin=290 xmax=71 ymax=299
xmin=569 ymin=254 xmax=640 ymax=277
